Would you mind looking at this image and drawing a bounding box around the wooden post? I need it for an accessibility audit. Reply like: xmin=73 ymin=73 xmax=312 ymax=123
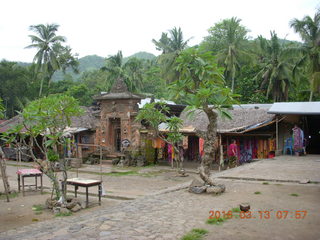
xmin=219 ymin=134 xmax=223 ymax=172
xmin=276 ymin=116 xmax=279 ymax=155
xmin=100 ymin=146 xmax=103 ymax=181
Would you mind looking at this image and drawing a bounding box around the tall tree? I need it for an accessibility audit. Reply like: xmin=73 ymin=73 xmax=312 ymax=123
xmin=254 ymin=32 xmax=293 ymax=102
xmin=26 ymin=24 xmax=78 ymax=97
xmin=153 ymin=27 xmax=191 ymax=83
xmin=290 ymin=10 xmax=320 ymax=101
xmin=172 ymin=48 xmax=237 ymax=186
xmin=101 ymin=51 xmax=145 ymax=92
xmin=0 ymin=61 xmax=36 ymax=117
xmin=202 ymin=17 xmax=250 ymax=92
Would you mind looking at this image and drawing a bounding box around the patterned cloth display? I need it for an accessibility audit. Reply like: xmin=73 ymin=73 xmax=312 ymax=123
xmin=292 ymin=126 xmax=304 ymax=152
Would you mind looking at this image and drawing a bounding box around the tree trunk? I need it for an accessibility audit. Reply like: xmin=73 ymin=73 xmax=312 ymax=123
xmin=309 ymin=90 xmax=313 ymax=102
xmin=199 ymin=107 xmax=218 ymax=186
xmin=0 ymin=147 xmax=11 ymax=198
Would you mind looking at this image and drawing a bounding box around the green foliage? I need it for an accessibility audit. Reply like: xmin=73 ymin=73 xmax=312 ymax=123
xmin=0 ymin=61 xmax=37 ymax=118
xmin=254 ymin=32 xmax=293 ymax=101
xmin=290 ymin=193 xmax=299 ymax=197
xmin=206 ymin=217 xmax=226 ymax=225
xmin=32 ymin=204 xmax=44 ymax=212
xmin=153 ymin=27 xmax=191 ymax=83
xmin=55 ymin=212 xmax=72 ymax=217
xmin=26 ymin=23 xmax=78 ymax=97
xmin=231 ymin=207 xmax=241 ymax=213
xmin=290 ymin=9 xmax=320 ymax=100
xmin=181 ymin=228 xmax=208 ymax=240
xmin=254 ymin=191 xmax=262 ymax=194
xmin=47 ymin=149 xmax=59 ymax=162
xmin=136 ymin=101 xmax=183 ymax=145
xmin=172 ymin=48 xmax=238 ymax=112
xmin=67 ymin=84 xmax=93 ymax=106
xmin=201 ymin=17 xmax=251 ymax=92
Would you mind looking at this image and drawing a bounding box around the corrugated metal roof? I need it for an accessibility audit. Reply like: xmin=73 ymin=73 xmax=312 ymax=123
xmin=268 ymin=102 xmax=320 ymax=115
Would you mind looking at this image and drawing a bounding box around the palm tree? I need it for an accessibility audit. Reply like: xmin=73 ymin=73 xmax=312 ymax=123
xmin=254 ymin=32 xmax=292 ymax=101
xmin=26 ymin=24 xmax=66 ymax=97
xmin=102 ymin=51 xmax=144 ymax=92
xmin=290 ymin=10 xmax=320 ymax=101
xmin=204 ymin=17 xmax=250 ymax=92
xmin=152 ymin=27 xmax=191 ymax=83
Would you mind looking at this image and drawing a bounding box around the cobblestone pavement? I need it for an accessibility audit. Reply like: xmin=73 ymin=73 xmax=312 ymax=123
xmin=1 ymin=179 xmax=320 ymax=240
xmin=1 ymin=156 xmax=320 ymax=240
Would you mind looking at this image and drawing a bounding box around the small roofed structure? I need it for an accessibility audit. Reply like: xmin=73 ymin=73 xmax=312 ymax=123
xmin=268 ymin=102 xmax=320 ymax=115
xmin=268 ymin=102 xmax=320 ymax=154
xmin=170 ymin=105 xmax=277 ymax=165
xmin=179 ymin=106 xmax=275 ymax=134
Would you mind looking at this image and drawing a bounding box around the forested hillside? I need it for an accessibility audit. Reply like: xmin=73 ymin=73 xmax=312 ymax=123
xmin=0 ymin=11 xmax=319 ymax=118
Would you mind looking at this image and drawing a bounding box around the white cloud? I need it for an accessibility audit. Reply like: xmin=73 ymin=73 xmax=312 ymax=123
xmin=0 ymin=0 xmax=319 ymax=62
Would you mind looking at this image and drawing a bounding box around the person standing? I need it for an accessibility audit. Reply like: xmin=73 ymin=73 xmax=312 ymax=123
xmin=228 ymin=139 xmax=238 ymax=168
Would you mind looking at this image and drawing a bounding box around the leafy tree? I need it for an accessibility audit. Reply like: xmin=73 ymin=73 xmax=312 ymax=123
xmin=201 ymin=17 xmax=250 ymax=92
xmin=101 ymin=51 xmax=147 ymax=92
xmin=172 ymin=48 xmax=237 ymax=185
xmin=67 ymin=84 xmax=93 ymax=106
xmin=153 ymin=27 xmax=191 ymax=83
xmin=141 ymin=61 xmax=167 ymax=98
xmin=254 ymin=32 xmax=293 ymax=101
xmin=235 ymin=65 xmax=269 ymax=103
xmin=136 ymin=102 xmax=184 ymax=169
xmin=290 ymin=10 xmax=320 ymax=101
xmin=4 ymin=95 xmax=83 ymax=202
xmin=0 ymin=61 xmax=37 ymax=118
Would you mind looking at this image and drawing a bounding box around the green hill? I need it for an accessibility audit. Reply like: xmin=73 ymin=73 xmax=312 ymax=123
xmin=52 ymin=51 xmax=156 ymax=81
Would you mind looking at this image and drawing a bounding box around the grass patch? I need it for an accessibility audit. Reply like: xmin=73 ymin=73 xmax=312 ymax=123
xmin=0 ymin=191 xmax=19 ymax=200
xmin=55 ymin=212 xmax=72 ymax=217
xmin=32 ymin=204 xmax=44 ymax=212
xmin=181 ymin=228 xmax=208 ymax=240
xmin=106 ymin=170 xmax=138 ymax=176
xmin=254 ymin=191 xmax=262 ymax=195
xmin=231 ymin=207 xmax=241 ymax=213
xmin=275 ymin=184 xmax=283 ymax=186
xmin=32 ymin=218 xmax=39 ymax=222
xmin=206 ymin=217 xmax=226 ymax=225
xmin=290 ymin=193 xmax=299 ymax=197
xmin=262 ymin=182 xmax=269 ymax=185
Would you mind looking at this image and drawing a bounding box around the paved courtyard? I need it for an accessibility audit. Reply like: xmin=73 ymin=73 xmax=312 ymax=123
xmin=1 ymin=155 xmax=320 ymax=240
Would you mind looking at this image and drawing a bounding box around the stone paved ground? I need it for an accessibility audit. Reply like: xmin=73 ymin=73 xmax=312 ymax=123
xmin=1 ymin=155 xmax=320 ymax=240
xmin=215 ymin=154 xmax=320 ymax=182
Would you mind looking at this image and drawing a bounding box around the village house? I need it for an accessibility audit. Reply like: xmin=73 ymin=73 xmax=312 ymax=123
xmin=0 ymin=78 xmax=319 ymax=166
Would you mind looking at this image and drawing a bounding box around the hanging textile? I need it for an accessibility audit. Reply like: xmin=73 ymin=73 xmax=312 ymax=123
xmin=199 ymin=138 xmax=204 ymax=157
xmin=292 ymin=126 xmax=304 ymax=152
xmin=152 ymin=138 xmax=163 ymax=148
xmin=183 ymin=136 xmax=188 ymax=149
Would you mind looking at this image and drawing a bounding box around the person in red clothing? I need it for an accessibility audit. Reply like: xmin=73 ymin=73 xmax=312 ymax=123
xmin=227 ymin=139 xmax=238 ymax=168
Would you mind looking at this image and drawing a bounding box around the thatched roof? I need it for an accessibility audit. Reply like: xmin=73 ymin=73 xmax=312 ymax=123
xmin=0 ymin=106 xmax=99 ymax=134
xmin=180 ymin=107 xmax=275 ymax=134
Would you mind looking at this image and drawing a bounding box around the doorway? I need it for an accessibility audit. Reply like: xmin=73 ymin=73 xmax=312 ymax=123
xmin=109 ymin=118 xmax=121 ymax=152
xmin=305 ymin=115 xmax=320 ymax=154
xmin=115 ymin=127 xmax=121 ymax=152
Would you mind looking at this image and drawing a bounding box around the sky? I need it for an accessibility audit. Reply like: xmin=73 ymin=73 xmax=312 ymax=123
xmin=1 ymin=0 xmax=319 ymax=63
